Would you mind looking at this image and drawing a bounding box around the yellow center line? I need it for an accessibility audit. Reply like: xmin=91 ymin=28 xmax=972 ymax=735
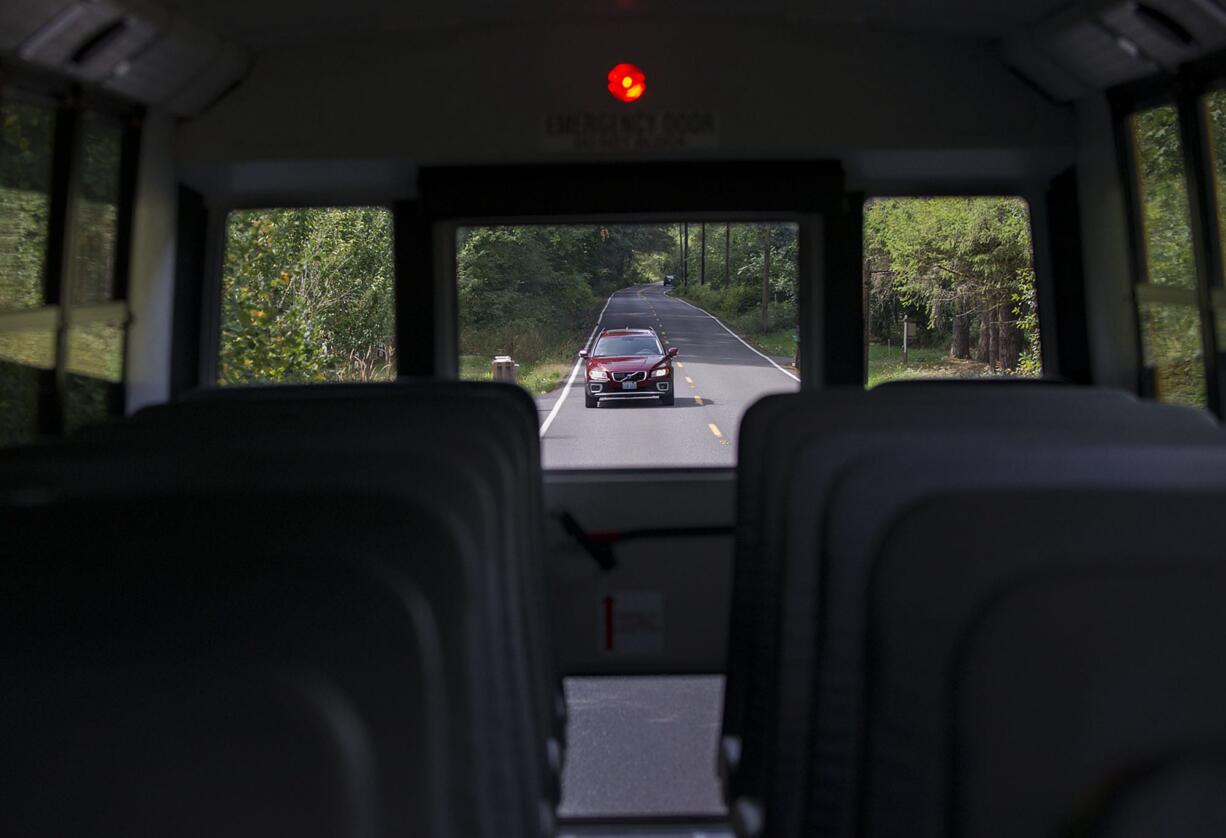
xmin=676 ymin=362 xmax=684 ymax=368
xmin=685 ymin=376 xmax=695 ymax=387
xmin=708 ymin=423 xmax=727 ymax=445
xmin=694 ymin=395 xmax=704 ymax=405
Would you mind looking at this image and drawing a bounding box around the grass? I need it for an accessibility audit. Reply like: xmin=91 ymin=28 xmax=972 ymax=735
xmin=462 ymin=307 xmax=1016 ymax=396
xmin=461 ymin=355 xmax=575 ymax=396
xmin=867 ymin=343 xmax=990 ymax=388
xmin=668 ymin=286 xmax=799 ymax=366
xmin=743 ymin=325 xmax=797 ymax=359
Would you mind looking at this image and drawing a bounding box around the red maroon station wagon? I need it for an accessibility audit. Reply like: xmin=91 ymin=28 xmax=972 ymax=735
xmin=579 ymin=327 xmax=678 ymax=408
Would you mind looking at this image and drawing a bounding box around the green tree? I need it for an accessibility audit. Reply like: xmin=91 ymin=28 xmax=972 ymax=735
xmin=1132 ymin=103 xmax=1205 ymax=406
xmin=219 ymin=207 xmax=395 ymax=385
xmin=864 ymin=197 xmax=1040 ymax=374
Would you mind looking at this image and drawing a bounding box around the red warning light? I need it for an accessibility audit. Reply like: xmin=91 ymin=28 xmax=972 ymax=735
xmin=608 ymin=63 xmax=646 ymax=103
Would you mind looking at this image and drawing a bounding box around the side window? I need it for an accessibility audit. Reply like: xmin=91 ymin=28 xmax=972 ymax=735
xmin=218 ymin=207 xmax=395 ymax=385
xmin=862 ymin=197 xmax=1041 ymax=387
xmin=1129 ymin=103 xmax=1207 ymax=407
xmin=0 ymin=94 xmax=133 ymax=445
xmin=1202 ymin=90 xmax=1226 ymax=388
xmin=0 ymin=98 xmax=56 ymax=445
xmin=64 ymin=111 xmax=126 ymax=431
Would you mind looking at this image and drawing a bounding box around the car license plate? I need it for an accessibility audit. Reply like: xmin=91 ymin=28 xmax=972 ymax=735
xmin=623 ymin=381 xmax=637 ymax=390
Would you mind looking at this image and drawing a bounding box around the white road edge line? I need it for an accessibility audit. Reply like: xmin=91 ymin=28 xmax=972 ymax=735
xmin=539 ymin=290 xmax=617 ymax=438
xmin=669 ymin=293 xmax=800 ymax=383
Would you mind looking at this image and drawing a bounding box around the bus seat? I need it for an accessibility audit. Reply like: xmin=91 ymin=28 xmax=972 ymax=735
xmin=1 ymin=409 xmax=556 ymax=837
xmin=4 ymin=666 xmax=384 ymax=838
xmin=1072 ymin=759 xmax=1226 ymax=838
xmin=125 ymin=381 xmax=564 ymax=810
xmin=772 ymin=444 xmax=1226 ymax=838
xmin=727 ymin=387 xmax=1140 ymax=791
xmin=0 ymin=493 xmax=456 ymax=838
xmin=726 ymin=385 xmax=1225 ymax=836
xmin=847 ymin=453 xmax=1226 ymax=838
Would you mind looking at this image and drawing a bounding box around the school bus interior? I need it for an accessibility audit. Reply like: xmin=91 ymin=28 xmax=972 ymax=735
xmin=5 ymin=0 xmax=1226 ymax=836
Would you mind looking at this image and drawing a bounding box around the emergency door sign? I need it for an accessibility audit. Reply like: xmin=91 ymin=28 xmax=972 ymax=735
xmin=599 ymin=591 xmax=664 ymax=655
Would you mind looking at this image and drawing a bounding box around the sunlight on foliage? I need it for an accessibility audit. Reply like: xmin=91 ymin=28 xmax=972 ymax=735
xmin=1133 ymin=104 xmax=1206 ymax=407
xmin=219 ymin=207 xmax=395 ymax=385
xmin=1 ymin=100 xmax=54 ymax=312
xmin=863 ymin=196 xmax=1041 ymax=380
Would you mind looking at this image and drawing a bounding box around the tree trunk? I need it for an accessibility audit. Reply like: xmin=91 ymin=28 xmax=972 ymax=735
xmin=724 ymin=223 xmax=731 ymax=287
xmin=863 ymin=259 xmax=872 ymax=377
xmin=761 ymin=225 xmax=772 ymax=332
xmin=988 ymin=301 xmax=1001 ymax=371
xmin=999 ymin=302 xmax=1020 ymax=371
xmin=950 ymin=300 xmax=970 ymax=360
xmin=976 ymin=299 xmax=991 ymax=364
xmin=700 ymin=223 xmax=706 ymax=286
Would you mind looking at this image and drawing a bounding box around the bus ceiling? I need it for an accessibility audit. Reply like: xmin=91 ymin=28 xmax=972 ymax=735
xmin=6 ymin=1 xmax=1226 ymax=123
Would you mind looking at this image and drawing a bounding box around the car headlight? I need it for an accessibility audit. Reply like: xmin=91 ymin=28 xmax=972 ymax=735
xmin=589 ymin=368 xmax=609 ymax=381
xmin=651 ymin=367 xmax=670 ymax=378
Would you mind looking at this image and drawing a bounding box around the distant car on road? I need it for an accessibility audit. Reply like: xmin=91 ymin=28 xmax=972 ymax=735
xmin=663 ymin=274 xmax=674 ymax=286
xmin=579 ymin=327 xmax=678 ymax=408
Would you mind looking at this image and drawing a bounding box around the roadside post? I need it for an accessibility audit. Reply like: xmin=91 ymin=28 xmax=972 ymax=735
xmin=492 ymin=355 xmax=519 ymax=383
xmin=902 ymin=316 xmax=916 ymax=365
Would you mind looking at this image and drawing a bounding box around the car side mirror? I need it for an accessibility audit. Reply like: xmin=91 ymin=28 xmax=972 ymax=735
xmin=578 ymin=350 xmax=589 ymax=359
xmin=666 ymin=346 xmax=679 ymax=357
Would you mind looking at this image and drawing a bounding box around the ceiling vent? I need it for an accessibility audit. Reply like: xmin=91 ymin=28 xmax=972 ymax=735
xmin=10 ymin=1 xmax=161 ymax=84
xmin=103 ymin=20 xmax=248 ymax=116
xmin=1004 ymin=0 xmax=1226 ymax=101
xmin=1098 ymin=1 xmax=1199 ymax=70
xmin=1 ymin=0 xmax=248 ymax=117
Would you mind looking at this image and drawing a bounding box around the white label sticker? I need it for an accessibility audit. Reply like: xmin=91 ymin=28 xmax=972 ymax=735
xmin=599 ymin=591 xmax=664 ymax=655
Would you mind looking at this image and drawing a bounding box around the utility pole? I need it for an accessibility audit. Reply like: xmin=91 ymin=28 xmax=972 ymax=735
xmin=677 ymin=224 xmax=684 ymax=278
xmin=682 ymin=222 xmax=689 ymax=288
xmin=699 ymin=223 xmax=706 ymax=286
xmin=715 ymin=222 xmax=725 ymax=287
xmin=761 ymin=224 xmax=771 ymax=332
xmin=863 ymin=258 xmax=871 ymax=379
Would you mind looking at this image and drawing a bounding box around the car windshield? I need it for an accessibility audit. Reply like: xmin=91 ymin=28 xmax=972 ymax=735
xmin=594 ymin=335 xmax=661 ymax=356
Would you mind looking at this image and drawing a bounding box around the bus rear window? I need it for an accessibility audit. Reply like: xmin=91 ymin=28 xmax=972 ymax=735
xmin=455 ymin=222 xmax=801 ymax=469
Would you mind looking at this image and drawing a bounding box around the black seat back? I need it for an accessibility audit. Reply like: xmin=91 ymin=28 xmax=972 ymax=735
xmin=851 ymin=457 xmax=1226 ymax=838
xmin=726 ymin=384 xmax=1221 ymax=835
xmin=0 ymin=492 xmax=457 ymax=837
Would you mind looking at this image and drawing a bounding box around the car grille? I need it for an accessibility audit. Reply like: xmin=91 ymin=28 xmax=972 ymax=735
xmin=612 ymin=371 xmax=647 ymax=382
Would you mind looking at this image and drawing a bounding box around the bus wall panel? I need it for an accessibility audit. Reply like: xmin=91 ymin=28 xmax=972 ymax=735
xmin=174 ymin=22 xmax=1075 ymax=201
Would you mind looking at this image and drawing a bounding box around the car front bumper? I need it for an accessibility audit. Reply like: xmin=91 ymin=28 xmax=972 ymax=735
xmin=588 ymin=380 xmax=671 ymax=399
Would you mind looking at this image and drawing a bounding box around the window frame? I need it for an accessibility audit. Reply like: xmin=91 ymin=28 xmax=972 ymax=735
xmin=0 ymin=71 xmax=142 ymax=437
xmin=416 ymin=161 xmax=847 ymax=388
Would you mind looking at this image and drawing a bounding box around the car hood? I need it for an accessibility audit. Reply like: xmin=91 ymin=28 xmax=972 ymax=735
xmin=591 ymin=355 xmax=666 ymax=372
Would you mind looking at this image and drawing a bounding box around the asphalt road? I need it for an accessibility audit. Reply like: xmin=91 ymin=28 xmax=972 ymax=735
xmin=558 ymin=676 xmax=726 ymax=819
xmin=537 ymin=284 xmax=800 ymax=469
